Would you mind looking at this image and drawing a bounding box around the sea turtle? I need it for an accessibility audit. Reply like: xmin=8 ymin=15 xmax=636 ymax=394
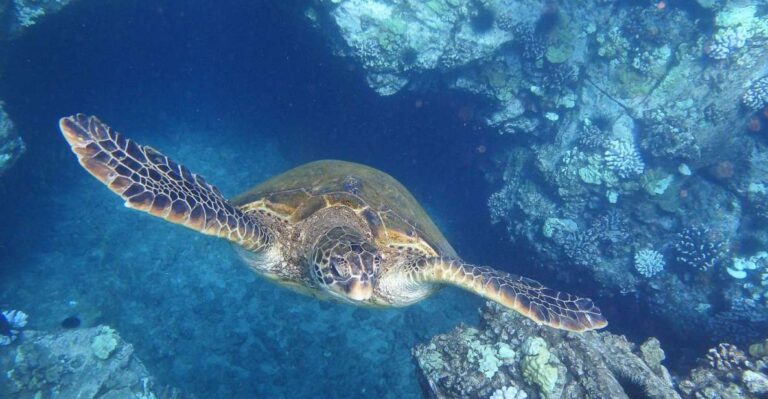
xmin=59 ymin=114 xmax=607 ymax=332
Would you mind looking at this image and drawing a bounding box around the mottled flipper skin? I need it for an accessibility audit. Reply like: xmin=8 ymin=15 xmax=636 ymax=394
xmin=60 ymin=114 xmax=606 ymax=333
xmin=416 ymin=257 xmax=607 ymax=332
xmin=59 ymin=114 xmax=271 ymax=250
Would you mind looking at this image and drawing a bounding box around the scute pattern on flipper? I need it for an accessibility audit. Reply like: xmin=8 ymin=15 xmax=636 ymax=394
xmin=418 ymin=257 xmax=607 ymax=332
xmin=59 ymin=114 xmax=271 ymax=250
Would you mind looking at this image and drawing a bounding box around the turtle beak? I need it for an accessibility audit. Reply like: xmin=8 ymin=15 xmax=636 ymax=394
xmin=345 ymin=278 xmax=373 ymax=301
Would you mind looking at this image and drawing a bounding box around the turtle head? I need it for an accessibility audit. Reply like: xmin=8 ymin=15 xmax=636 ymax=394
xmin=310 ymin=226 xmax=381 ymax=302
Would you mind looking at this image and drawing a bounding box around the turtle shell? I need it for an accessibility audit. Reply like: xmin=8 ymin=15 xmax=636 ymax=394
xmin=232 ymin=160 xmax=457 ymax=258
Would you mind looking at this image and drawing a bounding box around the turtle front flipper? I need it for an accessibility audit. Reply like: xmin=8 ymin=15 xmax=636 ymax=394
xmin=415 ymin=257 xmax=607 ymax=332
xmin=59 ymin=114 xmax=272 ymax=251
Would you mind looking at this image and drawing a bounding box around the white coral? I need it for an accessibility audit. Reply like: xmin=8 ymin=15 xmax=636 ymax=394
xmin=709 ymin=26 xmax=749 ymax=59
xmin=468 ymin=340 xmax=503 ymax=379
xmin=2 ymin=309 xmax=28 ymax=329
xmin=708 ymin=5 xmax=768 ymax=62
xmin=634 ymin=249 xmax=665 ymax=278
xmin=604 ymin=140 xmax=644 ymax=179
xmin=742 ymin=77 xmax=768 ymax=111
xmin=490 ymin=385 xmax=528 ymax=399
xmin=1 ymin=309 xmax=28 ymax=346
xmin=15 ymin=1 xmax=46 ymax=28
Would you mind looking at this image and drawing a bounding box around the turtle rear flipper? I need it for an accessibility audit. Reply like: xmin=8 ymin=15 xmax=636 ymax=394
xmin=416 ymin=257 xmax=607 ymax=332
xmin=59 ymin=114 xmax=271 ymax=251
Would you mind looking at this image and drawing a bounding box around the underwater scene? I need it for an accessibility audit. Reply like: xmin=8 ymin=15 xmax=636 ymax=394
xmin=1 ymin=0 xmax=768 ymax=398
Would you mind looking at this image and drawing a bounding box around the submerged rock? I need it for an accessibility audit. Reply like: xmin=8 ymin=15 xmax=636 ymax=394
xmin=0 ymin=1 xmax=82 ymax=177
xmin=311 ymin=0 xmax=537 ymax=95
xmin=311 ymin=0 xmax=768 ymax=346
xmin=0 ymin=104 xmax=25 ymax=177
xmin=0 ymin=325 xmax=186 ymax=399
xmin=678 ymin=338 xmax=768 ymax=399
xmin=0 ymin=309 xmax=27 ymax=346
xmin=3 ymin=0 xmax=78 ymax=35
xmin=413 ymin=302 xmax=680 ymax=399
xmin=414 ymin=302 xmax=768 ymax=398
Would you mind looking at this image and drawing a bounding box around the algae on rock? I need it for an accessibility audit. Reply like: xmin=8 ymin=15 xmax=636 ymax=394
xmin=520 ymin=337 xmax=560 ymax=397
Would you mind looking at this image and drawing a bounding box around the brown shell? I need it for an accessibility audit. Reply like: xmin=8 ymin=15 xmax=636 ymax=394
xmin=232 ymin=160 xmax=457 ymax=257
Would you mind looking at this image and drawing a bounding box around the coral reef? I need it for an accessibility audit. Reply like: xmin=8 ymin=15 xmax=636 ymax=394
xmin=490 ymin=385 xmax=528 ymax=399
xmin=709 ymin=297 xmax=768 ymax=346
xmin=311 ymin=0 xmax=523 ymax=95
xmin=90 ymin=326 xmax=120 ymax=360
xmin=519 ymin=337 xmax=559 ymax=397
xmin=310 ymin=0 xmax=768 ymax=345
xmin=413 ymin=302 xmax=768 ymax=399
xmin=678 ymin=339 xmax=768 ymax=398
xmin=413 ymin=302 xmax=680 ymax=399
xmin=8 ymin=0 xmax=77 ymax=34
xmin=0 ymin=309 xmax=27 ymax=345
xmin=634 ymin=248 xmax=665 ymax=278
xmin=706 ymin=4 xmax=768 ymax=65
xmin=604 ymin=139 xmax=645 ymax=179
xmin=743 ymin=76 xmax=768 ymax=111
xmin=0 ymin=325 xmax=185 ymax=399
xmin=674 ymin=226 xmax=728 ymax=272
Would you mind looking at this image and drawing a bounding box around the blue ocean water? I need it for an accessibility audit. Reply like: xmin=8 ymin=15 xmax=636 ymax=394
xmin=2 ymin=0 xmax=768 ymax=398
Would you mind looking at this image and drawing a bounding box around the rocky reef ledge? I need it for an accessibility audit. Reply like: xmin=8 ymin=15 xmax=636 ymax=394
xmin=413 ymin=302 xmax=768 ymax=399
xmin=0 ymin=325 xmax=186 ymax=399
xmin=0 ymin=0 xmax=79 ymax=176
xmin=0 ymin=103 xmax=25 ymax=177
xmin=0 ymin=0 xmax=78 ymax=35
